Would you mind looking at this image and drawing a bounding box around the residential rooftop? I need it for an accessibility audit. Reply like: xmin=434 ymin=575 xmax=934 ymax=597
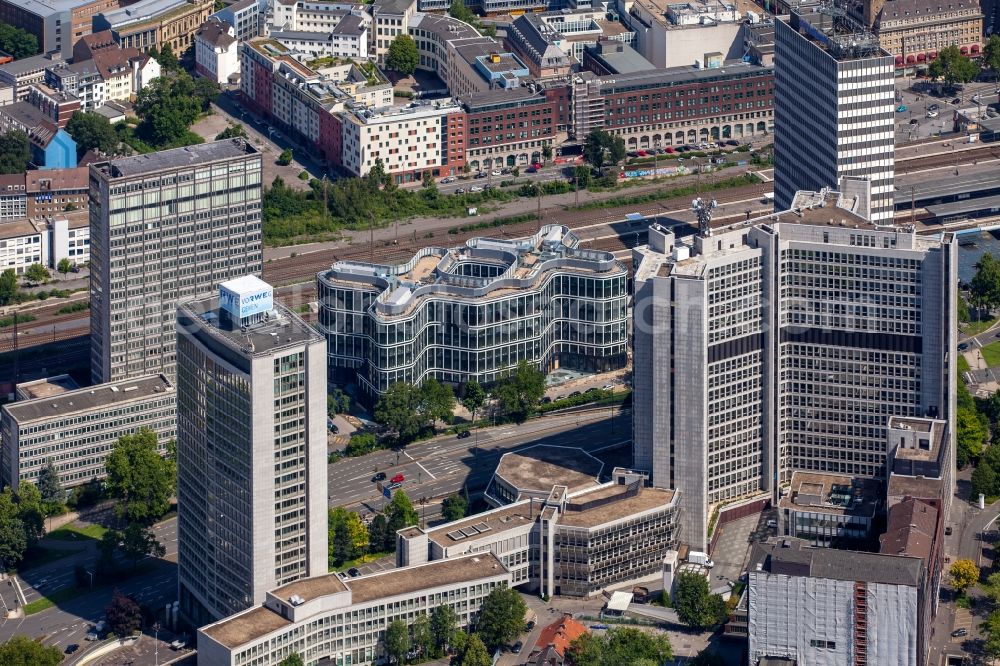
xmin=879 ymin=497 xmax=938 ymax=563
xmin=778 ymin=472 xmax=881 ymax=517
xmin=558 ymin=485 xmax=675 ymax=528
xmin=750 ymin=537 xmax=923 ymax=587
xmin=493 ymin=445 xmax=604 ymax=496
xmin=92 ymin=139 xmax=260 ymax=178
xmin=3 ymin=374 xmax=174 ymax=423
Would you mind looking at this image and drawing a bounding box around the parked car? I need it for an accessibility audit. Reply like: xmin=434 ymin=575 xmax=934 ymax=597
xmin=569 ymin=391 xmax=581 ymax=398
xmin=590 ymin=624 xmax=609 ymax=630
xmin=664 ymin=146 xmax=675 ymax=153
xmin=469 ymin=186 xmax=484 ymax=192
xmin=457 ymin=430 xmax=471 ymax=439
xmin=348 ymin=568 xmax=361 ymax=577
xmin=603 ymin=383 xmax=614 ymax=390
xmin=952 ymin=628 xmax=968 ymax=637
xmin=951 ymin=97 xmax=962 ymax=104
xmin=455 ymin=187 xmax=466 ymax=194
xmin=85 ymin=632 xmax=99 ymax=641
xmin=391 ymin=473 xmax=405 ymax=484
xmin=491 ymin=170 xmax=502 ymax=176
xmin=474 ymin=172 xmax=488 ymax=179
xmin=958 ymin=342 xmax=970 ymax=351
xmin=65 ymin=644 xmax=79 ymax=654
xmin=637 ymin=150 xmax=647 ymax=157
xmin=526 ymin=620 xmax=535 ymax=631
xmin=896 ymin=104 xmax=907 ymax=112
xmin=928 ymin=103 xmax=940 ymax=111
xmin=372 ymin=472 xmax=386 ymax=482
xmin=726 ymin=139 xmax=740 ymax=146
xmin=945 ymin=526 xmax=953 ymax=535
xmin=926 ymin=110 xmax=939 ymax=118
xmin=512 ymin=641 xmax=523 ymax=654
xmin=442 ymin=176 xmax=456 ymax=183
xmin=531 ymin=162 xmax=543 ymax=169
xmin=767 ymin=519 xmax=778 ymax=528
xmin=526 ymin=166 xmax=538 ymax=173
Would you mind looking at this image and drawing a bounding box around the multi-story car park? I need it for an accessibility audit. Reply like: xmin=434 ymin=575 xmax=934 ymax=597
xmin=570 ymin=61 xmax=774 ymax=150
xmin=397 ymin=472 xmax=679 ymax=598
xmin=196 ymin=553 xmax=512 ymax=665
xmin=318 ymin=225 xmax=628 ymax=399
xmin=632 ymin=186 xmax=957 ymax=551
xmin=176 ymin=278 xmax=328 ymax=626
xmin=0 ymin=374 xmax=175 ymax=490
xmin=88 ymin=139 xmax=264 ymax=385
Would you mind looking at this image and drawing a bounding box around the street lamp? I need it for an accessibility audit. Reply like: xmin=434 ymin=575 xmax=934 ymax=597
xmin=153 ymin=622 xmax=161 ymax=666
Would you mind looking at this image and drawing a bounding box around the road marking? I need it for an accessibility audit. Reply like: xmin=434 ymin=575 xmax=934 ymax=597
xmin=415 ymin=461 xmax=436 ymax=480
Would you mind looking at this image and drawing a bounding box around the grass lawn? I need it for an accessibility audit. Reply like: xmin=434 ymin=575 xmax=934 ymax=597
xmin=981 ymin=341 xmax=1000 ymax=368
xmin=962 ymin=316 xmax=998 ymax=336
xmin=332 ymin=550 xmax=393 ymax=573
xmin=23 ymin=586 xmax=85 ymax=615
xmin=47 ymin=523 xmax=108 ymax=542
xmin=18 ymin=545 xmax=84 ymax=571
xmin=958 ymin=354 xmax=971 ymax=375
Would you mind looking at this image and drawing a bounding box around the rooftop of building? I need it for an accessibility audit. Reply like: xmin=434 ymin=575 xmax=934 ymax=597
xmin=425 ymin=500 xmax=541 ymax=547
xmin=584 ymin=40 xmax=655 ymax=74
xmin=99 ymin=0 xmax=204 ymax=28
xmin=897 ymin=169 xmax=1000 ymax=202
xmin=927 ymin=193 xmax=1000 ymax=219
xmin=880 ymin=497 xmax=938 ymax=562
xmin=584 ymin=59 xmax=772 ymax=94
xmin=890 ymin=416 xmax=947 ymax=464
xmin=271 ymin=569 xmax=348 ymax=604
xmin=342 ymin=97 xmax=461 ymax=123
xmin=197 ymin=17 xmax=238 ymax=48
xmin=226 ymin=0 xmax=261 ymax=12
xmin=408 ymin=12 xmax=481 ymax=40
xmin=888 ymin=473 xmax=942 ymax=501
xmin=0 ymin=53 xmax=63 ymax=78
xmin=785 ymin=8 xmax=891 ymax=61
xmin=878 ymin=0 xmax=983 ymax=22
xmin=200 ymin=605 xmax=292 ymax=649
xmin=8 ymin=0 xmax=116 ymax=17
xmin=628 ymin=0 xmax=739 ymax=27
xmin=779 ymin=472 xmax=881 ymax=517
xmin=179 ymin=293 xmax=321 ymax=359
xmin=372 ymin=0 xmax=415 ymax=14
xmin=558 ymin=484 xmax=675 ymax=528
xmin=321 ymin=225 xmax=622 ymax=319
xmin=0 ymin=218 xmax=43 ymax=240
xmin=750 ymin=537 xmax=923 ymax=587
xmin=459 ymin=85 xmax=552 ymax=111
xmin=494 ymin=445 xmax=604 ymax=496
xmin=93 ymin=139 xmax=259 ymax=179
xmin=534 ymin=615 xmax=588 ymax=657
xmin=347 ymin=552 xmax=507 ymax=604
xmin=3 ymin=374 xmax=173 ymax=423
xmin=473 ymin=51 xmax=529 ymax=75
xmin=91 ymin=44 xmax=142 ymax=79
xmin=0 ymin=100 xmax=53 ymax=131
xmin=15 ymin=374 xmax=79 ymax=400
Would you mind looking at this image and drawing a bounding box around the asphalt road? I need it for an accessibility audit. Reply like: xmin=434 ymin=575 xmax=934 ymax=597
xmin=329 ymin=409 xmax=631 ymax=511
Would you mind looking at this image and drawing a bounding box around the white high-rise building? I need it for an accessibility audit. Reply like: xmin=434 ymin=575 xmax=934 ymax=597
xmin=774 ymin=10 xmax=895 ymax=222
xmin=88 ymin=140 xmax=264 ymax=384
xmin=176 ymin=277 xmax=328 ymax=626
xmin=632 ymin=188 xmax=957 ymax=550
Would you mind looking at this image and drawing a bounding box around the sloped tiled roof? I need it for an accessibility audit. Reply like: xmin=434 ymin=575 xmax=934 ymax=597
xmin=534 ymin=615 xmax=588 ymax=657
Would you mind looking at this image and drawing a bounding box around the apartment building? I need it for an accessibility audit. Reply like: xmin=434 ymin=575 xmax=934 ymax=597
xmin=0 ymin=0 xmax=124 ymax=58
xmin=0 ymin=175 xmax=27 ymax=221
xmin=632 ymin=187 xmax=957 ymax=550
xmin=748 ymin=538 xmax=927 ymax=666
xmin=25 ymin=168 xmax=89 ymax=217
xmin=88 ymin=140 xmax=264 ymax=384
xmin=371 ymin=0 xmax=418 ymax=60
xmin=0 ymin=374 xmax=175 ymax=491
xmin=0 ymin=102 xmax=77 ymax=169
xmin=774 ymin=11 xmax=895 ymax=221
xmin=398 ymin=473 xmax=679 ymax=598
xmin=27 ymin=84 xmax=80 ymax=128
xmin=211 ymin=0 xmax=264 ymax=42
xmin=0 ymin=53 xmax=64 ymax=102
xmin=195 ymin=18 xmax=240 ymax=85
xmin=318 ymin=225 xmax=628 ymax=398
xmin=570 ymin=61 xmax=774 ymax=149
xmin=94 ymin=0 xmax=214 ymax=53
xmin=46 ymin=60 xmax=107 ymax=110
xmin=176 ymin=277 xmax=328 ymax=626
xmin=197 ymin=554 xmax=511 ymax=665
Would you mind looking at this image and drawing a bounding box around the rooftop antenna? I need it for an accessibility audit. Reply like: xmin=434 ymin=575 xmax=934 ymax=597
xmin=693 ymin=197 xmax=717 ymax=237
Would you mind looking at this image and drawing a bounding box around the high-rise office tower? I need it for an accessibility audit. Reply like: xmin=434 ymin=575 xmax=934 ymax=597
xmin=633 ymin=188 xmax=956 ymax=550
xmin=89 ymin=140 xmax=264 ymax=384
xmin=773 ymin=10 xmax=895 ymax=222
xmin=175 ymin=276 xmax=328 ymax=626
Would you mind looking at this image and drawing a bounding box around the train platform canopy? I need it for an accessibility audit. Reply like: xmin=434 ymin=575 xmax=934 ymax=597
xmin=925 ymin=192 xmax=1000 ymax=219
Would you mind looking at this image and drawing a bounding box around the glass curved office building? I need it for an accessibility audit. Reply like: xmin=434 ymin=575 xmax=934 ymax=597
xmin=317 ymin=225 xmax=628 ymax=398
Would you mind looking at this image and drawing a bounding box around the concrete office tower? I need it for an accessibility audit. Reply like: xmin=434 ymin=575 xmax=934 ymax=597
xmin=632 ymin=223 xmax=766 ymax=550
xmin=774 ymin=10 xmax=895 ymax=222
xmin=175 ymin=276 xmax=328 ymax=626
xmin=632 ymin=188 xmax=957 ymax=551
xmin=88 ymin=140 xmax=263 ymax=385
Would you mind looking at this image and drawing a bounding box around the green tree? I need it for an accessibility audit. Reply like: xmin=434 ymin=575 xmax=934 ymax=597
xmin=329 ymin=507 xmax=355 ymax=566
xmin=155 ymin=43 xmax=179 ymax=70
xmin=0 ymin=499 xmax=27 ymax=571
xmin=492 ymin=360 xmax=546 ymax=422
xmin=0 ymin=25 xmax=39 ymax=60
xmin=386 ymin=490 xmax=420 ymax=539
xmin=972 ymin=462 xmax=998 ymax=500
xmin=475 ymin=586 xmax=526 ymax=649
xmin=36 ymin=459 xmax=63 ymax=508
xmin=386 ymin=35 xmax=419 ymax=75
xmin=412 ymin=613 xmax=432 ymax=658
xmin=328 ymin=388 xmax=351 ymax=415
xmin=449 ymin=0 xmax=477 ymax=22
xmin=56 ymin=258 xmax=73 ymax=276
xmin=23 ymin=263 xmax=49 ymax=286
xmin=134 ymin=70 xmax=214 ymax=147
xmin=0 ymin=130 xmax=29 ymax=174
xmin=13 ymin=484 xmax=44 ymax=547
xmin=118 ymin=523 xmax=166 ymax=570
xmin=460 ymin=635 xmax=491 ymax=666
xmin=674 ymin=571 xmax=727 ymax=630
xmin=368 ymin=513 xmax=389 ymax=552
xmin=104 ymin=429 xmax=175 ymax=525
xmin=688 ymin=648 xmax=726 ymax=666
xmin=105 ymin=589 xmax=142 ymax=637
xmin=0 ymin=268 xmax=17 ymax=305
xmin=441 ymin=494 xmax=468 ymax=521
xmin=985 ymin=35 xmax=1000 ymax=73
xmin=278 ymin=148 xmax=294 ymax=166
xmin=928 ymin=44 xmax=978 ymax=85
xmin=583 ymin=129 xmax=625 ymax=171
xmin=430 ymin=604 xmax=459 ymax=655
xmin=67 ymin=111 xmax=119 ymax=160
xmin=385 ymin=619 xmax=410 ymax=664
xmin=345 ymin=432 xmax=379 ymax=457
xmin=566 ymin=627 xmax=673 ymax=666
xmin=97 ymin=529 xmax=120 ymax=575
xmin=462 ymin=381 xmax=486 ymax=423
xmin=957 ymin=407 xmax=988 ymax=468
xmin=950 ymin=558 xmax=980 ymax=594
xmin=984 ymin=610 xmax=1000 ymax=660
xmin=216 ymin=124 xmax=248 ymax=141
xmin=278 ymin=655 xmax=305 ymax=666
xmin=420 ymin=379 xmax=455 ymax=425
xmin=375 ymin=382 xmax=424 ymax=442
xmin=0 ymin=635 xmax=62 ymax=666
xmin=971 ymin=254 xmax=1000 ymax=315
